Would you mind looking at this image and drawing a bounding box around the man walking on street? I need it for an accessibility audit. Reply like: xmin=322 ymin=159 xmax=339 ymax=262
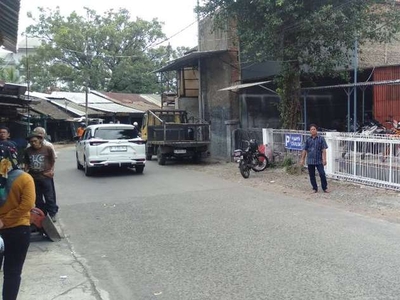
xmin=23 ymin=132 xmax=58 ymax=222
xmin=300 ymin=124 xmax=329 ymax=193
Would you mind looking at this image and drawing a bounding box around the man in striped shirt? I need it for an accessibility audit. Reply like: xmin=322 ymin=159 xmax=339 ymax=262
xmin=300 ymin=124 xmax=328 ymax=193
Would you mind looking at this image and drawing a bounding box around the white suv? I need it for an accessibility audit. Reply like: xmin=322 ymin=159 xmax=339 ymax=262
xmin=75 ymin=124 xmax=145 ymax=176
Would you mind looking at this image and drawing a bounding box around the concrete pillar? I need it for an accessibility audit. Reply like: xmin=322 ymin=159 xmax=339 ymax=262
xmin=263 ymin=128 xmax=274 ymax=150
xmin=324 ymin=132 xmax=337 ymax=176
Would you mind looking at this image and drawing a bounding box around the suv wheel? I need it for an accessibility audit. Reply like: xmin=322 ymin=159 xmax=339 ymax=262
xmin=84 ymin=157 xmax=94 ymax=176
xmin=136 ymin=165 xmax=145 ymax=174
xmin=76 ymin=153 xmax=83 ymax=170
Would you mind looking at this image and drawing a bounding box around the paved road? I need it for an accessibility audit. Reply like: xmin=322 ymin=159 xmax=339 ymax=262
xmin=24 ymin=146 xmax=400 ymax=299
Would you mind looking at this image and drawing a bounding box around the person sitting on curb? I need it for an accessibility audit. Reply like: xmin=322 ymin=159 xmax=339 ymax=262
xmin=23 ymin=132 xmax=58 ymax=222
xmin=0 ymin=145 xmax=35 ymax=300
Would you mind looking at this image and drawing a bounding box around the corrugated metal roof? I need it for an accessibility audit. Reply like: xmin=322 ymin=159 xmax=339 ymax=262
xmin=88 ymin=102 xmax=142 ymax=113
xmin=101 ymin=92 xmax=159 ymax=111
xmin=140 ymin=94 xmax=162 ymax=107
xmin=28 ymin=98 xmax=72 ymax=120
xmin=49 ymin=91 xmax=110 ymax=104
xmin=49 ymin=91 xmax=143 ymax=114
xmin=49 ymin=99 xmax=104 ymax=117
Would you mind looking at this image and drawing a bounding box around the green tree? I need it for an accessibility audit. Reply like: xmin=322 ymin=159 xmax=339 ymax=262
xmin=0 ymin=67 xmax=17 ymax=83
xmin=20 ymin=7 xmax=187 ymax=93
xmin=199 ymin=0 xmax=400 ymax=128
xmin=0 ymin=57 xmax=19 ymax=83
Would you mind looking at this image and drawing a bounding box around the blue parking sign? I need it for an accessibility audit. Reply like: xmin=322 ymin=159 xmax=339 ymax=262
xmin=285 ymin=134 xmax=303 ymax=150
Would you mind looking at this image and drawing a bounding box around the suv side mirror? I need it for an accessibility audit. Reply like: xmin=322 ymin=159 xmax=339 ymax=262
xmin=73 ymin=135 xmax=81 ymax=141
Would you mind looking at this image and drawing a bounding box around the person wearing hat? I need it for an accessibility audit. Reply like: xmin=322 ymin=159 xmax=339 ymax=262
xmin=23 ymin=132 xmax=58 ymax=222
xmin=0 ymin=145 xmax=35 ymax=300
xmin=28 ymin=127 xmax=58 ymax=210
xmin=30 ymin=127 xmax=57 ymax=159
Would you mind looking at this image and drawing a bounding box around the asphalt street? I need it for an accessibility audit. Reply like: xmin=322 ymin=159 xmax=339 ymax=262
xmin=14 ymin=145 xmax=400 ymax=299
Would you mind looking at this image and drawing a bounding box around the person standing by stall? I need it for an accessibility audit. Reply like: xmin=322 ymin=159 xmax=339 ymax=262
xmin=0 ymin=126 xmax=17 ymax=150
xmin=24 ymin=132 xmax=58 ymax=222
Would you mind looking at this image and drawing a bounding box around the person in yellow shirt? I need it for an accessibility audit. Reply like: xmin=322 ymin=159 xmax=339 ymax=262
xmin=0 ymin=145 xmax=35 ymax=300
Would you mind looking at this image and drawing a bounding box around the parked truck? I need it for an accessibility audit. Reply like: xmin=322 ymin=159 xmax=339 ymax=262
xmin=141 ymin=109 xmax=211 ymax=165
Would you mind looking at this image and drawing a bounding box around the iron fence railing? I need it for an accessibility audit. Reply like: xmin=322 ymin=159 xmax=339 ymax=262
xmin=236 ymin=128 xmax=400 ymax=190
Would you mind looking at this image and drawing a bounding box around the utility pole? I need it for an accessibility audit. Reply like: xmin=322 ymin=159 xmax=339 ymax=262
xmin=85 ymin=84 xmax=89 ymax=126
xmin=353 ymin=37 xmax=358 ymax=132
xmin=197 ymin=0 xmax=204 ymax=121
xmin=26 ymin=34 xmax=31 ymax=132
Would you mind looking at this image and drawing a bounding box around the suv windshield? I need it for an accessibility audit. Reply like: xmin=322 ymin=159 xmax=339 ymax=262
xmin=94 ymin=128 xmax=137 ymax=140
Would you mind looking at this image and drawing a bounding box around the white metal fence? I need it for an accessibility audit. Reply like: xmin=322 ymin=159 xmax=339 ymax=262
xmin=263 ymin=129 xmax=400 ymax=191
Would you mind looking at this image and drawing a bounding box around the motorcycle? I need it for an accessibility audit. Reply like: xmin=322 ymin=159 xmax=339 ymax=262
xmin=233 ymin=139 xmax=269 ymax=178
xmin=341 ymin=118 xmax=387 ymax=159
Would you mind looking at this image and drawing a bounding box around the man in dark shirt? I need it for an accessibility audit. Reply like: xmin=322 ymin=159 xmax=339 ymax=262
xmin=0 ymin=126 xmax=19 ymax=166
xmin=24 ymin=132 xmax=58 ymax=222
xmin=300 ymin=124 xmax=329 ymax=193
xmin=0 ymin=126 xmax=17 ymax=149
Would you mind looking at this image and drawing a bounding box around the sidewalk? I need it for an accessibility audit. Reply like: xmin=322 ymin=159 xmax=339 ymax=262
xmin=6 ymin=222 xmax=102 ymax=300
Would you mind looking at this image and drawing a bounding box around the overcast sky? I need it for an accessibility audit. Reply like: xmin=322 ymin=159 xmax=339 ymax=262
xmin=18 ymin=0 xmax=200 ymax=48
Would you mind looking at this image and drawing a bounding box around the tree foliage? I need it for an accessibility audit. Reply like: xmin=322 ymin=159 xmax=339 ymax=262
xmin=0 ymin=57 xmax=19 ymax=83
xmin=20 ymin=7 xmax=188 ymax=94
xmin=199 ymin=0 xmax=400 ymax=128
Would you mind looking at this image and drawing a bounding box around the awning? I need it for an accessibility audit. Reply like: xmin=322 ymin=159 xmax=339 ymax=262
xmin=0 ymin=0 xmax=21 ymax=52
xmin=301 ymin=79 xmax=400 ymax=91
xmin=218 ymin=81 xmax=272 ymax=92
xmin=154 ymin=50 xmax=229 ymax=73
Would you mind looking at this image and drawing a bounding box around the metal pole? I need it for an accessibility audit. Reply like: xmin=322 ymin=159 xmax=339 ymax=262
xmin=85 ymin=85 xmax=89 ymax=126
xmin=361 ymin=87 xmax=366 ymax=124
xmin=26 ymin=35 xmax=30 ymax=132
xmin=197 ymin=0 xmax=203 ymax=121
xmin=353 ymin=37 xmax=358 ymax=132
xmin=347 ymin=89 xmax=351 ymax=132
xmin=303 ymin=92 xmax=308 ymax=131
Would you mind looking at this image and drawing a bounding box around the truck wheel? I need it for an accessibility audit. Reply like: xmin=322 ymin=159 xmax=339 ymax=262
xmin=157 ymin=147 xmax=166 ymax=165
xmin=146 ymin=145 xmax=152 ymax=160
xmin=192 ymin=152 xmax=201 ymax=164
